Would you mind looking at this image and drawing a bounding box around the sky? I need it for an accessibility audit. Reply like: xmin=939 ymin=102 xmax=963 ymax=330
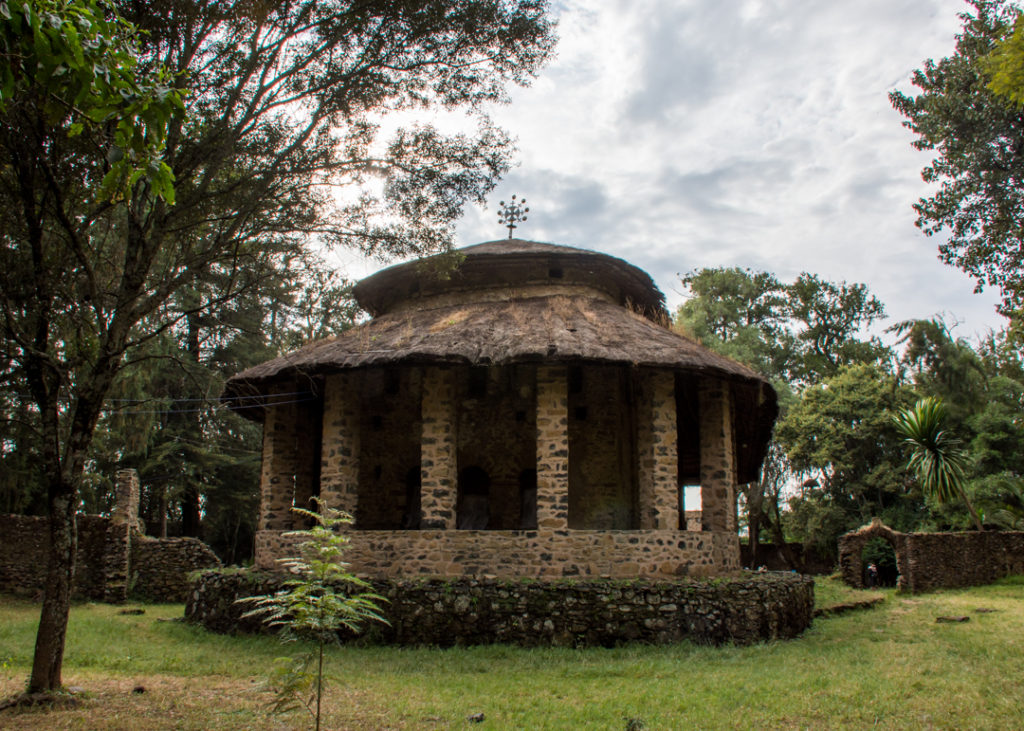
xmin=342 ymin=0 xmax=1006 ymax=341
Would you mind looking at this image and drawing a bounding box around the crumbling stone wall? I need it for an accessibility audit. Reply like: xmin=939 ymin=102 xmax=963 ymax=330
xmin=839 ymin=520 xmax=1024 ymax=593
xmin=0 ymin=513 xmax=221 ymax=602
xmin=131 ymin=536 xmax=222 ymax=601
xmin=187 ymin=570 xmax=814 ymax=647
xmin=0 ymin=470 xmax=221 ymax=602
xmin=255 ymin=527 xmax=741 ymax=578
xmin=0 ymin=514 xmax=117 ymax=600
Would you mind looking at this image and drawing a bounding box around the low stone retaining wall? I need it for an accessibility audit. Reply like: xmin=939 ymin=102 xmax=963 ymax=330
xmin=255 ymin=528 xmax=741 ymax=579
xmin=839 ymin=520 xmax=1024 ymax=593
xmin=186 ymin=570 xmax=814 ymax=647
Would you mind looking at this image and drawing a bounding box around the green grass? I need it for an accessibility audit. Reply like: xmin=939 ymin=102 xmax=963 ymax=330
xmin=2 ymin=576 xmax=1024 ymax=729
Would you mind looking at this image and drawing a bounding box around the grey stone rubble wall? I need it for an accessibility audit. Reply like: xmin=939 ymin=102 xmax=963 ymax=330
xmin=186 ymin=570 xmax=814 ymax=647
xmin=903 ymin=531 xmax=1024 ymax=593
xmin=838 ymin=523 xmax=1024 ymax=593
xmin=0 ymin=514 xmax=111 ymax=600
xmin=0 ymin=513 xmax=220 ymax=602
xmin=131 ymin=536 xmax=222 ymax=602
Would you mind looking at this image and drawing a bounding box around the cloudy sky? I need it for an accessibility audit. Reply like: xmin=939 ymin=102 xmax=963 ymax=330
xmin=346 ymin=0 xmax=1005 ymax=339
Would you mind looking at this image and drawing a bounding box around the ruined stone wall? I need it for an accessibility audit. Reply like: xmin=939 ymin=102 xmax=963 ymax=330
xmin=0 ymin=513 xmax=220 ymax=602
xmin=838 ymin=523 xmax=1024 ymax=593
xmin=187 ymin=570 xmax=814 ymax=647
xmin=255 ymin=527 xmax=740 ymax=578
xmin=569 ymin=365 xmax=635 ymax=529
xmin=0 ymin=514 xmax=116 ymax=599
xmin=902 ymin=531 xmax=1024 ymax=593
xmin=131 ymin=535 xmax=222 ymax=602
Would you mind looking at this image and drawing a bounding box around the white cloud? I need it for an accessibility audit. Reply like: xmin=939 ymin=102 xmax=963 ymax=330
xmin=449 ymin=0 xmax=1004 ymax=341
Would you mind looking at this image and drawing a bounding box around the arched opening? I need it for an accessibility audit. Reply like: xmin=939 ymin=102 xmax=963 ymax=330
xmin=457 ymin=465 xmax=490 ymax=530
xmin=518 ymin=468 xmax=537 ymax=529
xmin=400 ymin=466 xmax=421 ymax=529
xmin=861 ymin=536 xmax=898 ymax=587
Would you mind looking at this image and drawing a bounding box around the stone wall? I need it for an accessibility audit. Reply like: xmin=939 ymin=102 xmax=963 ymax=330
xmin=839 ymin=520 xmax=1024 ymax=593
xmin=186 ymin=570 xmax=814 ymax=647
xmin=131 ymin=536 xmax=222 ymax=601
xmin=0 ymin=514 xmax=118 ymax=600
xmin=255 ymin=527 xmax=740 ymax=578
xmin=0 ymin=507 xmax=221 ymax=602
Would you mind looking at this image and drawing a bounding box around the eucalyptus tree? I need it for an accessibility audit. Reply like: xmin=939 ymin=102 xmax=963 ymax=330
xmin=1 ymin=0 xmax=556 ymax=695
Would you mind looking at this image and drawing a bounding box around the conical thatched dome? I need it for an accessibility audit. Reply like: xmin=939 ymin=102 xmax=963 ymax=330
xmin=223 ymin=239 xmax=777 ymax=483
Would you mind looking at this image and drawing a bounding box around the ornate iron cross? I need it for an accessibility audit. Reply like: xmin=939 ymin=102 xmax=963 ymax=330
xmin=498 ymin=195 xmax=529 ymax=239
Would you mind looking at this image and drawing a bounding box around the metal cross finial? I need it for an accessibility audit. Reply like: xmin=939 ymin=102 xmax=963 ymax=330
xmin=497 ymin=195 xmax=529 ymax=239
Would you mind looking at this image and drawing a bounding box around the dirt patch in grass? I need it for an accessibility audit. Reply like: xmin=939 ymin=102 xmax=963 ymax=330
xmin=0 ymin=674 xmax=279 ymax=730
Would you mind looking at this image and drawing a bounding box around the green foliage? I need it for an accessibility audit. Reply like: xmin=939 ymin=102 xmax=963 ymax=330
xmin=892 ymin=397 xmax=983 ymax=530
xmin=891 ymin=0 xmax=1024 ymax=318
xmin=0 ymin=0 xmax=181 ymax=201
xmin=237 ymin=503 xmax=388 ymax=729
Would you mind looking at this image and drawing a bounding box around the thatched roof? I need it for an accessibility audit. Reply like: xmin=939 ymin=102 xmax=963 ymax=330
xmin=353 ymin=239 xmax=668 ymax=320
xmin=224 ymin=240 xmax=778 ymax=482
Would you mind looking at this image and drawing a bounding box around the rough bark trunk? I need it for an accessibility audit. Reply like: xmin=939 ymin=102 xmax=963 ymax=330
xmin=28 ymin=481 xmax=76 ymax=693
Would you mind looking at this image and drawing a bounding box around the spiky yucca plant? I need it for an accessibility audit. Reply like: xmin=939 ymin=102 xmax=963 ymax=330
xmin=892 ymin=397 xmax=983 ymax=531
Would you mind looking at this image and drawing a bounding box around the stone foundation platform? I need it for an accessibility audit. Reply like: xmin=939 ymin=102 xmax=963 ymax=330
xmin=255 ymin=528 xmax=742 ymax=578
xmin=186 ymin=570 xmax=814 ymax=647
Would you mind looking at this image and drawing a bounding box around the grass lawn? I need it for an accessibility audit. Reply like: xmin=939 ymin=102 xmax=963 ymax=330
xmin=1 ymin=576 xmax=1022 ymax=730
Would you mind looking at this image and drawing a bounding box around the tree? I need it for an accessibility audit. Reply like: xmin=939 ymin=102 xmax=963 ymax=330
xmin=777 ymin=363 xmax=919 ymax=552
xmin=239 ymin=504 xmax=387 ymax=731
xmin=1 ymin=0 xmax=183 ymax=696
xmin=676 ymin=267 xmax=889 ymax=564
xmin=891 ymin=1 xmax=1024 ymax=318
xmin=1 ymin=0 xmax=556 ymax=694
xmin=892 ymin=397 xmax=984 ymax=531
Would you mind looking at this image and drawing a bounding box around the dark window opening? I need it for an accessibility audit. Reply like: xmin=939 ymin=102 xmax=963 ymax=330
xmin=401 ymin=466 xmax=421 ymax=529
xmin=574 ymin=406 xmax=588 ymax=421
xmin=371 ymin=414 xmax=383 ymax=430
xmin=385 ymin=370 xmax=401 ymax=395
xmin=515 ymin=410 xmax=526 ymax=422
xmin=569 ymin=366 xmax=584 ymax=394
xmin=457 ymin=465 xmax=490 ymax=530
xmin=468 ymin=367 xmax=488 ymax=399
xmin=548 ymin=267 xmax=564 ymax=279
xmin=518 ymin=468 xmax=538 ymax=530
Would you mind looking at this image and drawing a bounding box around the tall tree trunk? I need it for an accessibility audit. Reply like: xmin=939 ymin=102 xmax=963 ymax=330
xmin=179 ymin=312 xmax=202 ymax=537
xmin=28 ymin=476 xmax=76 ymax=693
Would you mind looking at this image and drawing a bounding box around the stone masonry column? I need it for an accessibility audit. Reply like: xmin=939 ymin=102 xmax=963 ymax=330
xmin=536 ymin=365 xmax=569 ymax=529
xmin=113 ymin=468 xmax=141 ymax=532
xmin=699 ymin=378 xmax=737 ymax=533
xmin=258 ymin=384 xmax=298 ymax=531
xmin=319 ymin=373 xmax=360 ymax=519
xmin=637 ymin=370 xmax=680 ymax=530
xmin=420 ymin=367 xmax=457 ymax=529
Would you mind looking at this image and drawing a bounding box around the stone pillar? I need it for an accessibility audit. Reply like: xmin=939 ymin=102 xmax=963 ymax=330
xmin=536 ymin=365 xmax=569 ymax=530
xmin=637 ymin=370 xmax=680 ymax=530
xmin=258 ymin=385 xmax=298 ymax=531
xmin=420 ymin=367 xmax=457 ymax=529
xmin=320 ymin=373 xmax=360 ymax=520
xmin=699 ymin=378 xmax=737 ymax=533
xmin=112 ymin=468 xmax=141 ymax=531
